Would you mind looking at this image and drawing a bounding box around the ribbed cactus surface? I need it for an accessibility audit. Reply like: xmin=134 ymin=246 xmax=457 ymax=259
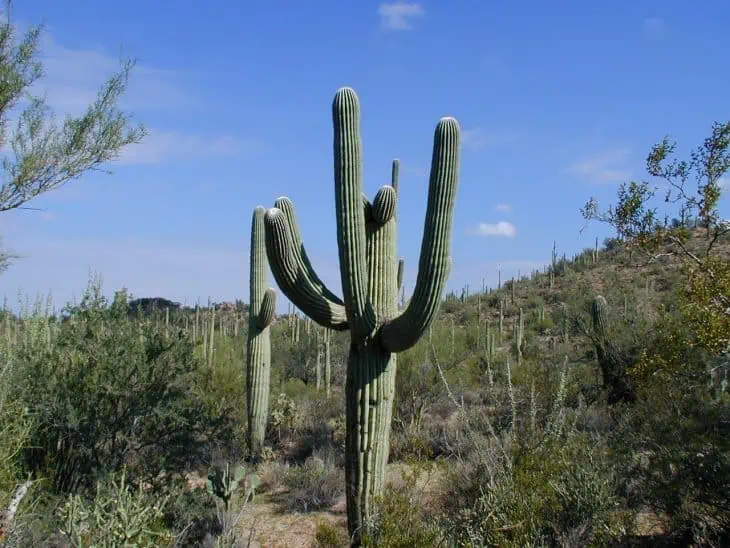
xmin=247 ymin=206 xmax=276 ymax=460
xmin=590 ymin=294 xmax=635 ymax=404
xmin=263 ymin=87 xmax=460 ymax=544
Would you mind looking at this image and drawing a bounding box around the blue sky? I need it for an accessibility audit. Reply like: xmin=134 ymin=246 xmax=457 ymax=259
xmin=2 ymin=0 xmax=729 ymax=311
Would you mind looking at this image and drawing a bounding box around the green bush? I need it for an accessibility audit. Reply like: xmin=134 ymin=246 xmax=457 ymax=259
xmin=281 ymin=452 xmax=343 ymax=512
xmin=10 ymin=283 xmax=236 ymax=494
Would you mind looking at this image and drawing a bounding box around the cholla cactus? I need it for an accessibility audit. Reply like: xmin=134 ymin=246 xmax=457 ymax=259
xmin=263 ymin=87 xmax=460 ymax=543
xmin=246 ymin=207 xmax=276 ymax=460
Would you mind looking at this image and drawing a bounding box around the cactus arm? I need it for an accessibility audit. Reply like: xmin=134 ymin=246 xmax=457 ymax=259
xmin=274 ymin=197 xmax=345 ymax=306
xmin=256 ymin=288 xmax=276 ymax=329
xmin=264 ymin=208 xmax=349 ymax=330
xmin=362 ymin=193 xmax=373 ymax=221
xmin=380 ymin=117 xmax=460 ymax=353
xmin=333 ymin=87 xmax=376 ymax=339
xmin=371 ymin=186 xmax=397 ymax=225
xmin=397 ymin=258 xmax=404 ymax=291
xmin=391 ymin=158 xmax=399 ymax=196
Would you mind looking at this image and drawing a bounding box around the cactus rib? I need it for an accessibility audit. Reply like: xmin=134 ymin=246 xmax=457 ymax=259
xmin=247 ymin=206 xmax=276 ymax=459
xmin=264 ymin=208 xmax=349 ymax=330
xmin=380 ymin=117 xmax=460 ymax=352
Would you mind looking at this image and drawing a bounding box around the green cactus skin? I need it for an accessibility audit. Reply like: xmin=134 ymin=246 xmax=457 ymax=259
xmin=591 ymin=294 xmax=636 ymax=404
xmin=324 ymin=328 xmax=332 ymax=396
xmin=263 ymin=87 xmax=460 ymax=544
xmin=247 ymin=206 xmax=276 ymax=461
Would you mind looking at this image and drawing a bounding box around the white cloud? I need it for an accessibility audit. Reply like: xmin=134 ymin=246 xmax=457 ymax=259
xmin=495 ymin=203 xmax=511 ymax=213
xmin=718 ymin=177 xmax=729 ymax=191
xmin=566 ymin=147 xmax=632 ymax=184
xmin=471 ymin=221 xmax=517 ymax=238
xmin=462 ymin=127 xmax=518 ymax=151
xmin=644 ymin=17 xmax=666 ymax=39
xmin=378 ymin=2 xmax=425 ymax=30
xmin=115 ymin=130 xmax=264 ymax=165
xmin=35 ymin=34 xmax=198 ymax=115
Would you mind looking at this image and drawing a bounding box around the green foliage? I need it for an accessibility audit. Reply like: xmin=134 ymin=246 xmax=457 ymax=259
xmin=162 ymin=486 xmax=221 ymax=547
xmin=206 ymin=462 xmax=258 ymax=512
xmin=363 ymin=465 xmax=443 ymax=547
xmin=9 ymin=282 xmax=235 ymax=494
xmin=0 ymin=3 xmax=145 ymax=221
xmin=611 ymin=383 xmax=730 ymax=544
xmin=58 ymin=468 xmax=172 ymax=547
xmin=314 ymin=520 xmax=349 ymax=547
xmin=281 ymin=452 xmax=343 ymax=513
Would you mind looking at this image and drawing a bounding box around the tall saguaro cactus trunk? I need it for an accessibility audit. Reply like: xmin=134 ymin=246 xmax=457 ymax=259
xmin=263 ymin=87 xmax=460 ymax=545
xmin=246 ymin=207 xmax=277 ymax=461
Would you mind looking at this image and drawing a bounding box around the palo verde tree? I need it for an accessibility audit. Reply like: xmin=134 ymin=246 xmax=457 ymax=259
xmin=582 ymin=121 xmax=730 ymax=367
xmin=263 ymin=87 xmax=460 ymax=544
xmin=0 ymin=1 xmax=146 ymax=271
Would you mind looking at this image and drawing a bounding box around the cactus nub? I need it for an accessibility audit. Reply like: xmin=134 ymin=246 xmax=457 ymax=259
xmin=263 ymin=87 xmax=460 ymax=544
xmin=247 ymin=206 xmax=276 ymax=461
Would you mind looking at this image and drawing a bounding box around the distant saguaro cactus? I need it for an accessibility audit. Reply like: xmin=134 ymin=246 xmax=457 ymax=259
xmin=590 ymin=294 xmax=636 ymax=404
xmin=263 ymin=87 xmax=460 ymax=544
xmin=246 ymin=207 xmax=276 ymax=460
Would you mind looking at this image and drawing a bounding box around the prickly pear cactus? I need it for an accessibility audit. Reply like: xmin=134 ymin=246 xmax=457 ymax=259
xmin=263 ymin=87 xmax=460 ymax=544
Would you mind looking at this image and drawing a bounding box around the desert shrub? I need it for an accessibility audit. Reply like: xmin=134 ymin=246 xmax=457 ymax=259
xmin=314 ymin=520 xmax=349 ymax=547
xmin=57 ymin=468 xmax=173 ymax=547
xmin=9 ymin=283 xmax=235 ymax=494
xmin=363 ymin=464 xmax=444 ymax=547
xmin=610 ymin=382 xmax=730 ymax=545
xmin=441 ymin=360 xmax=624 ymax=547
xmin=163 ymin=485 xmax=221 ymax=547
xmin=281 ymin=452 xmax=343 ymax=512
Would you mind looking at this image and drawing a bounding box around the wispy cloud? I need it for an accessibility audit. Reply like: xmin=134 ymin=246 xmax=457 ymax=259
xmin=566 ymin=147 xmax=632 ymax=184
xmin=495 ymin=203 xmax=512 ymax=213
xmin=471 ymin=221 xmax=517 ymax=238
xmin=378 ymin=2 xmax=425 ymax=31
xmin=644 ymin=16 xmax=666 ymax=39
xmin=115 ymin=130 xmax=264 ymax=165
xmin=35 ymin=34 xmax=198 ymax=115
xmin=462 ymin=127 xmax=518 ymax=151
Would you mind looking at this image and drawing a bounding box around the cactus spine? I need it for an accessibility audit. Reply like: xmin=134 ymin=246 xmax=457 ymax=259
xmin=263 ymin=87 xmax=459 ymax=544
xmin=247 ymin=207 xmax=277 ymax=460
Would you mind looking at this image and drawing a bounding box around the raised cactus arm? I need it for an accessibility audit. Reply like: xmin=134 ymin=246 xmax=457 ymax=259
xmin=264 ymin=208 xmax=349 ymax=330
xmin=397 ymin=258 xmax=404 ymax=291
xmin=391 ymin=158 xmax=400 ymax=196
xmin=256 ymin=288 xmax=276 ymax=329
xmin=380 ymin=117 xmax=460 ymax=353
xmin=333 ymin=87 xmax=376 ymax=339
xmin=274 ymin=197 xmax=345 ymax=307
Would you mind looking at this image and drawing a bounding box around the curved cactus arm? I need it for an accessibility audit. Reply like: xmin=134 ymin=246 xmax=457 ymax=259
xmin=380 ymin=117 xmax=460 ymax=353
xmin=256 ymin=288 xmax=276 ymax=329
xmin=362 ymin=193 xmax=373 ymax=221
xmin=397 ymin=258 xmax=404 ymax=291
xmin=371 ymin=185 xmax=396 ymax=225
xmin=333 ymin=87 xmax=376 ymax=338
xmin=264 ymin=208 xmax=349 ymax=330
xmin=391 ymin=158 xmax=400 ymax=195
xmin=274 ymin=197 xmax=344 ymax=306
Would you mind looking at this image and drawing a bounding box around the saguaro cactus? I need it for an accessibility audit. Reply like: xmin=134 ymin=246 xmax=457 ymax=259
xmin=590 ymin=295 xmax=636 ymax=404
xmin=263 ymin=87 xmax=460 ymax=544
xmin=247 ymin=207 xmax=276 ymax=460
